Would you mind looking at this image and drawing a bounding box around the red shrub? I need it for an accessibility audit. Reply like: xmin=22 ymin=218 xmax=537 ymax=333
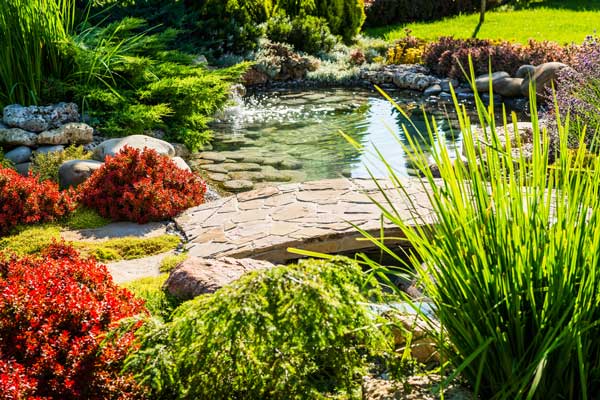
xmin=0 ymin=167 xmax=77 ymax=235
xmin=0 ymin=242 xmax=147 ymax=399
xmin=79 ymin=147 xmax=206 ymax=223
xmin=424 ymin=37 xmax=576 ymax=80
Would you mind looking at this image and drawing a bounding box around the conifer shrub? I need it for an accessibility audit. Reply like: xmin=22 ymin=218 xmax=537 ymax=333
xmin=0 ymin=167 xmax=77 ymax=235
xmin=79 ymin=147 xmax=206 ymax=223
xmin=125 ymin=257 xmax=392 ymax=399
xmin=266 ymin=14 xmax=338 ymax=54
xmin=0 ymin=242 xmax=147 ymax=399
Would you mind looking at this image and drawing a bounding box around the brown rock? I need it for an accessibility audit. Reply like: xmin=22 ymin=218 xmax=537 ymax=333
xmin=164 ymin=257 xmax=276 ymax=299
xmin=243 ymin=67 xmax=269 ymax=86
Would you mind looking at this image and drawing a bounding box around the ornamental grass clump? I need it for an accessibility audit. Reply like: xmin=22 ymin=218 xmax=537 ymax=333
xmin=124 ymin=257 xmax=392 ymax=399
xmin=80 ymin=146 xmax=206 ymax=223
xmin=358 ymin=77 xmax=600 ymax=398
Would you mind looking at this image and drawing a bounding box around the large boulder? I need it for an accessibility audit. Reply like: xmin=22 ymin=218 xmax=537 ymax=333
xmin=0 ymin=126 xmax=37 ymax=146
xmin=474 ymin=71 xmax=510 ymax=93
xmin=3 ymin=102 xmax=79 ymax=133
xmin=164 ymin=257 xmax=275 ymax=300
xmin=493 ymin=76 xmax=525 ymax=98
xmin=58 ymin=159 xmax=104 ymax=189
xmin=520 ymin=62 xmax=568 ymax=97
xmin=92 ymin=135 xmax=175 ymax=161
xmin=36 ymin=122 xmax=94 ymax=145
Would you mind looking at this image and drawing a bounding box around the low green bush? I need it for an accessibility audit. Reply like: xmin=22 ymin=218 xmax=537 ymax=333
xmin=158 ymin=252 xmax=188 ymax=273
xmin=266 ymin=14 xmax=337 ymax=54
xmin=123 ymin=274 xmax=182 ymax=321
xmin=75 ymin=235 xmax=181 ymax=262
xmin=125 ymin=257 xmax=393 ymax=399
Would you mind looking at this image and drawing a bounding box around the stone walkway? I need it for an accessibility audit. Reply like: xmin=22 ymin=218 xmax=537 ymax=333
xmin=176 ymin=178 xmax=436 ymax=264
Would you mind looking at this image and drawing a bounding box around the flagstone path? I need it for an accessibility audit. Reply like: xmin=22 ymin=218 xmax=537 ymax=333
xmin=176 ymin=177 xmax=436 ymax=264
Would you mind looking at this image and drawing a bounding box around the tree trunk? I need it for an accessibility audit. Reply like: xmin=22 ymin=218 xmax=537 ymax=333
xmin=480 ymin=0 xmax=487 ymax=24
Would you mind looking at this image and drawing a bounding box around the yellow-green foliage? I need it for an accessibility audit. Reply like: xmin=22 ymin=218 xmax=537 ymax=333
xmin=123 ymin=274 xmax=181 ymax=321
xmin=159 ymin=253 xmax=188 ymax=273
xmin=0 ymin=148 xmax=14 ymax=169
xmin=31 ymin=145 xmax=92 ymax=182
xmin=62 ymin=207 xmax=111 ymax=230
xmin=0 ymin=223 xmax=180 ymax=262
xmin=125 ymin=257 xmax=393 ymax=399
xmin=386 ymin=43 xmax=424 ymax=64
xmin=0 ymin=225 xmax=61 ymax=257
xmin=75 ymin=235 xmax=180 ymax=262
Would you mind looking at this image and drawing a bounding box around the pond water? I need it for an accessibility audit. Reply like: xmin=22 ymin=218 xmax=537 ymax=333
xmin=208 ymin=88 xmax=465 ymax=186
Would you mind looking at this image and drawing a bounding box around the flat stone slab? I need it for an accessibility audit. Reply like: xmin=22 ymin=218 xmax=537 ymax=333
xmin=176 ymin=178 xmax=436 ymax=264
xmin=107 ymin=251 xmax=174 ymax=283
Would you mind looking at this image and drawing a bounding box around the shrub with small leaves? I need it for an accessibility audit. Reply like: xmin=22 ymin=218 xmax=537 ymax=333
xmin=0 ymin=167 xmax=77 ymax=235
xmin=0 ymin=242 xmax=147 ymax=399
xmin=423 ymin=37 xmax=575 ymax=80
xmin=266 ymin=14 xmax=338 ymax=55
xmin=31 ymin=145 xmax=92 ymax=183
xmin=80 ymin=147 xmax=206 ymax=223
xmin=125 ymin=257 xmax=392 ymax=399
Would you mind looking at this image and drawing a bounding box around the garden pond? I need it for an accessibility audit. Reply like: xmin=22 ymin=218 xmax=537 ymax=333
xmin=201 ymin=88 xmax=468 ymax=191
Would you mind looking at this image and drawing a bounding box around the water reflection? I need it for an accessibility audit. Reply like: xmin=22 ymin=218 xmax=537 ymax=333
xmin=211 ymin=88 xmax=462 ymax=181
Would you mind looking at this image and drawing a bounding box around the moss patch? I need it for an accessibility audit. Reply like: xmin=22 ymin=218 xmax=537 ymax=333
xmin=0 ymin=224 xmax=180 ymax=262
xmin=159 ymin=252 xmax=188 ymax=273
xmin=61 ymin=207 xmax=111 ymax=230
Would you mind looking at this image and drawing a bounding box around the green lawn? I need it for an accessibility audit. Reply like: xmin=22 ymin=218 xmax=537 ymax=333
xmin=367 ymin=6 xmax=600 ymax=45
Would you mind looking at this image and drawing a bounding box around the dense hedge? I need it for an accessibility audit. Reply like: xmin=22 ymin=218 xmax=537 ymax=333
xmin=364 ymin=0 xmax=480 ymax=27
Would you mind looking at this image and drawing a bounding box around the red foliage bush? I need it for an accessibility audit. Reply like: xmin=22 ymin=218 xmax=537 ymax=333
xmin=424 ymin=37 xmax=576 ymax=80
xmin=80 ymin=147 xmax=206 ymax=223
xmin=0 ymin=242 xmax=147 ymax=399
xmin=0 ymin=167 xmax=77 ymax=235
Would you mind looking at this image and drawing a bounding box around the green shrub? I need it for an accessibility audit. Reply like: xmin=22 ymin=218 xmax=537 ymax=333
xmin=30 ymin=145 xmax=91 ymax=182
xmin=266 ymin=14 xmax=337 ymax=54
xmin=276 ymin=0 xmax=366 ymax=43
xmin=75 ymin=235 xmax=181 ymax=262
xmin=159 ymin=252 xmax=188 ymax=273
xmin=123 ymin=274 xmax=181 ymax=321
xmin=125 ymin=257 xmax=392 ymax=399
xmin=0 ymin=149 xmax=14 ymax=169
xmin=62 ymin=206 xmax=111 ymax=230
xmin=0 ymin=0 xmax=75 ymax=106
xmin=360 ymin=79 xmax=600 ymax=398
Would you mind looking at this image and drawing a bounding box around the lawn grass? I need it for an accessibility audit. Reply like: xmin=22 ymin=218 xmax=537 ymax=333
xmin=367 ymin=5 xmax=600 ymax=44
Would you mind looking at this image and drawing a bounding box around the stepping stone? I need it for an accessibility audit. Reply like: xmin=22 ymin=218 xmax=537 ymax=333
xmin=208 ymin=173 xmax=229 ymax=182
xmin=198 ymin=151 xmax=226 ymax=162
xmin=202 ymin=164 xmax=229 ymax=174
xmin=279 ymin=159 xmax=302 ymax=170
xmin=223 ymin=179 xmax=254 ymax=192
xmin=222 ymin=162 xmax=262 ymax=172
xmin=229 ymin=171 xmax=265 ymax=182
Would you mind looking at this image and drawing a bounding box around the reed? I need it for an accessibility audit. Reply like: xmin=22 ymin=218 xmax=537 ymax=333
xmin=0 ymin=0 xmax=75 ymax=106
xmin=358 ymin=74 xmax=600 ymax=398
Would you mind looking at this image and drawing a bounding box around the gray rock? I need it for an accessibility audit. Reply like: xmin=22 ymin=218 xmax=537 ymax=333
xmin=424 ymin=84 xmax=442 ymax=97
xmin=202 ymin=164 xmax=229 ymax=174
xmin=229 ymin=171 xmax=265 ymax=182
xmin=515 ymin=64 xmax=536 ymax=79
xmin=172 ymin=143 xmax=190 ymax=158
xmin=92 ymin=135 xmax=175 ymax=161
xmin=223 ymin=179 xmax=254 ymax=192
xmin=493 ymin=76 xmax=524 ymax=98
xmin=474 ymin=71 xmax=510 ymax=93
xmin=164 ymin=257 xmax=275 ymax=300
xmin=14 ymin=162 xmax=31 ymax=176
xmin=221 ymin=162 xmax=262 ymax=172
xmin=4 ymin=146 xmax=32 ymax=164
xmin=279 ymin=159 xmax=302 ymax=170
xmin=58 ymin=159 xmax=103 ymax=189
xmin=172 ymin=156 xmax=191 ymax=172
xmin=36 ymin=122 xmax=93 ymax=145
xmin=35 ymin=145 xmax=64 ymax=155
xmin=439 ymin=92 xmax=452 ymax=101
xmin=198 ymin=151 xmax=226 ymax=162
xmin=0 ymin=127 xmax=37 ymax=146
xmin=207 ymin=173 xmax=229 ymax=182
xmin=3 ymin=102 xmax=79 ymax=132
xmin=440 ymin=79 xmax=459 ymax=92
xmin=204 ymin=185 xmax=221 ymax=202
xmin=520 ymin=62 xmax=568 ymax=97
